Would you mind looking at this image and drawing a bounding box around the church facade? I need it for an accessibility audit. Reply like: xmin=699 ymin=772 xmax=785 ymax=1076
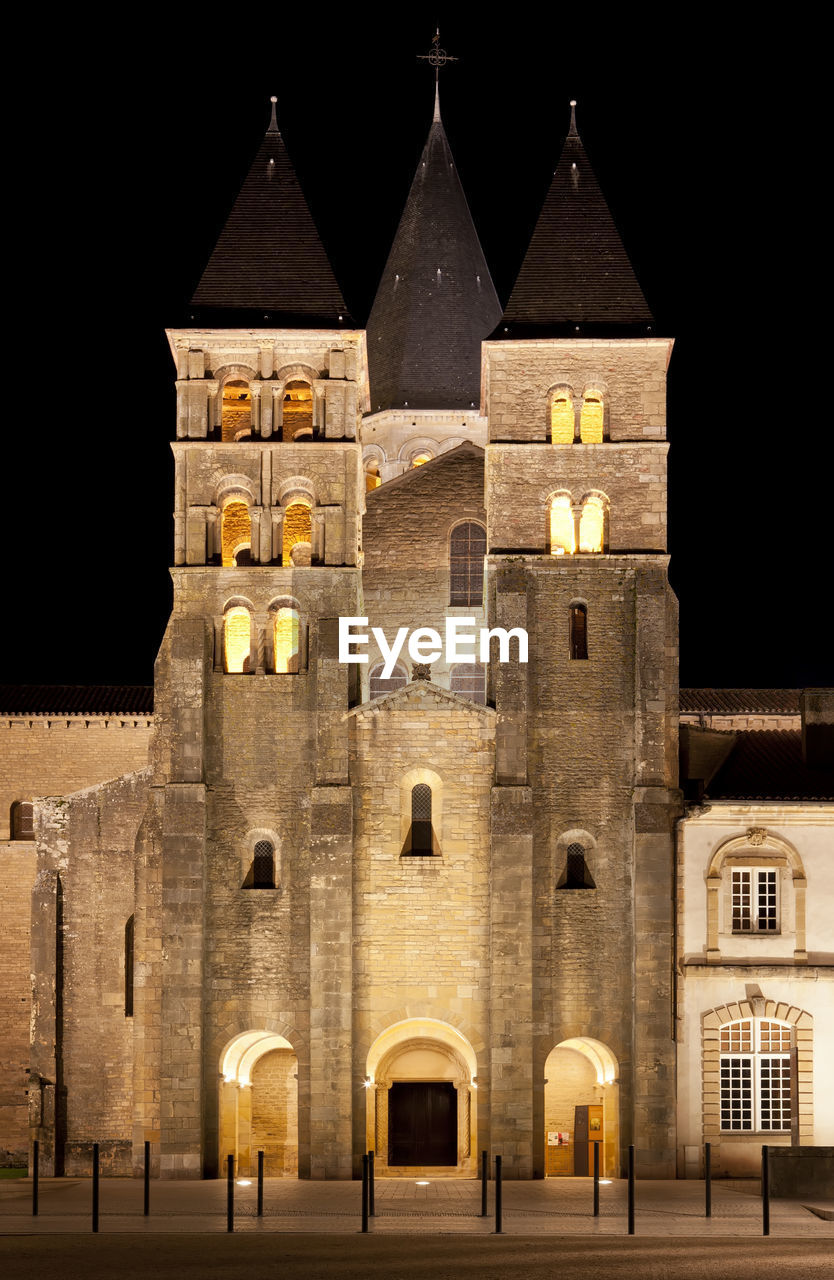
xmin=1 ymin=91 xmax=831 ymax=1182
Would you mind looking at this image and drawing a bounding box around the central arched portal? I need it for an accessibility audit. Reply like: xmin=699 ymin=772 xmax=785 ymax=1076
xmin=366 ymin=1019 xmax=478 ymax=1177
xmin=544 ymin=1038 xmax=619 ymax=1177
xmin=219 ymin=1031 xmax=298 ymax=1177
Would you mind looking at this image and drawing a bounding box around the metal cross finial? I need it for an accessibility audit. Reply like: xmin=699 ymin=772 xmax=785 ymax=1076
xmin=417 ymin=27 xmax=458 ymax=83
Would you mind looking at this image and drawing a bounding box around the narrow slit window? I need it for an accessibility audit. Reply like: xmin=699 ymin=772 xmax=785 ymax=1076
xmin=450 ymin=523 xmax=486 ymax=606
xmin=570 ymin=605 xmax=588 ymax=660
xmin=125 ymin=915 xmax=134 ymax=1017
xmin=409 ymin=784 xmax=433 ymax=856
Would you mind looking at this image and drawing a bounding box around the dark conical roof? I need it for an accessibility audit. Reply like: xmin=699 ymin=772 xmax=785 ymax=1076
xmin=367 ymin=87 xmax=502 ymax=411
xmin=191 ymin=99 xmax=349 ymax=325
xmin=499 ymin=104 xmax=653 ymax=336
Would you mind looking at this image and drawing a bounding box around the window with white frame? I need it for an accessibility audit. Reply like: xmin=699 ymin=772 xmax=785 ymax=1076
xmin=719 ymin=1018 xmax=792 ymax=1132
xmin=731 ymin=868 xmax=778 ymax=933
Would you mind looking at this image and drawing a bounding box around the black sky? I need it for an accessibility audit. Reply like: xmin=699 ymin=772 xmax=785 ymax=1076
xmin=9 ymin=16 xmax=828 ymax=691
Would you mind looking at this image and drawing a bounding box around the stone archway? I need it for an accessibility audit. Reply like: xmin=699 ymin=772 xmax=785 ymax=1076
xmin=544 ymin=1038 xmax=619 ymax=1177
xmin=219 ymin=1031 xmax=298 ymax=1177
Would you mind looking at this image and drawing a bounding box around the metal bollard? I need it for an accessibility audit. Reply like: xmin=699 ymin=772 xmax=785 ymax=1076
xmin=32 ymin=1139 xmax=39 ymax=1217
xmin=257 ymin=1150 xmax=264 ymax=1217
xmin=704 ymin=1142 xmax=711 ymax=1218
xmin=361 ymin=1153 xmax=369 ymax=1233
xmin=369 ymin=1150 xmax=375 ymax=1216
xmin=481 ymin=1149 xmax=488 ymax=1217
xmin=593 ymin=1141 xmax=600 ymax=1217
xmin=92 ymin=1142 xmax=99 ymax=1234
xmin=627 ymin=1144 xmax=635 ymax=1235
xmin=761 ymin=1145 xmax=770 ymax=1237
xmin=144 ymin=1140 xmax=150 ymax=1217
xmin=227 ymin=1153 xmax=234 ymax=1233
xmin=495 ymin=1154 xmax=503 ymax=1234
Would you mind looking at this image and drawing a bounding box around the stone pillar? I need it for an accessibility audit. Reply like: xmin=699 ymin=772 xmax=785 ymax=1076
xmin=250 ymin=382 xmax=261 ymax=435
xmin=29 ymin=863 xmax=64 ymax=1177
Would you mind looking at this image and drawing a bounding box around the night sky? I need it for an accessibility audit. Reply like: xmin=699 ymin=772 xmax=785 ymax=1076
xmin=10 ymin=17 xmax=827 ymax=692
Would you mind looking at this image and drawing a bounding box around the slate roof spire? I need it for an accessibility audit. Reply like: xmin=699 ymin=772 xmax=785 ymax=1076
xmin=499 ymin=101 xmax=653 ymax=336
xmin=190 ymin=97 xmax=350 ymax=326
xmin=366 ymin=80 xmax=502 ymax=411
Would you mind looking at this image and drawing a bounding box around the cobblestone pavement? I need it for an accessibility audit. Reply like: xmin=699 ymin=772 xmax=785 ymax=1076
xmin=1 ymin=1176 xmax=832 ymax=1237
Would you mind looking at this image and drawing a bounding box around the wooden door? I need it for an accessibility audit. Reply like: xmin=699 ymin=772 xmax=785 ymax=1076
xmin=388 ymin=1082 xmax=457 ymax=1166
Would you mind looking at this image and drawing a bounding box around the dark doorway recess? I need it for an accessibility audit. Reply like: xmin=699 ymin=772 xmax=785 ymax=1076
xmin=388 ymin=1082 xmax=457 ymax=1166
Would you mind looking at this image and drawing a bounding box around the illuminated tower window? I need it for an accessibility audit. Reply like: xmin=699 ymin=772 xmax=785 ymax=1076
xmin=549 ymin=494 xmax=575 ymax=556
xmin=221 ymin=500 xmax=252 ymax=566
xmin=411 ymin=452 xmax=433 ymax=468
xmin=222 ymin=380 xmax=252 ymax=442
xmin=282 ymin=502 xmax=312 ymax=565
xmin=580 ymin=392 xmax=604 ymax=443
xmin=273 ymin=607 xmax=300 ymax=674
xmin=282 ymin=380 xmax=313 ymax=441
xmin=578 ymin=496 xmax=605 ymax=553
xmin=550 ymin=389 xmax=574 ymax=444
xmin=224 ymin=606 xmax=252 ymax=673
xmin=570 ymin=604 xmax=588 ymax=660
xmin=365 ymin=463 xmax=381 ymax=491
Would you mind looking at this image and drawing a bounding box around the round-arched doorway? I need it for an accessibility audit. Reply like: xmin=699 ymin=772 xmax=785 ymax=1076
xmin=543 ymin=1038 xmax=619 ymax=1177
xmin=219 ymin=1031 xmax=298 ymax=1177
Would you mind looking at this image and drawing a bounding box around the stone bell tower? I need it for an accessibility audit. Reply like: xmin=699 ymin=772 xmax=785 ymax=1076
xmin=134 ymin=98 xmax=368 ymax=1178
xmin=483 ymin=103 xmax=680 ymax=1177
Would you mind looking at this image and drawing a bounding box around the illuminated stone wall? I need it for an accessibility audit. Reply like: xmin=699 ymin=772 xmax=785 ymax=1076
xmin=250 ymin=1049 xmax=299 ymax=1176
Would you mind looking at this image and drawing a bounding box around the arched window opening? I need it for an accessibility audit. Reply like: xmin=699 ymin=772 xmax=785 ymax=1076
xmin=125 ymin=915 xmax=134 ymax=1017
xmin=222 ymin=379 xmax=252 ymax=442
xmin=411 ymin=452 xmax=433 ymax=468
xmin=550 ymin=390 xmax=574 ymax=444
xmin=221 ymin=499 xmax=252 ymax=567
xmin=10 ymin=800 xmax=34 ymax=840
xmin=406 ymin=783 xmax=434 ymax=856
xmin=578 ymin=496 xmax=605 ymax=554
xmin=369 ymin=661 xmax=407 ymax=699
xmin=242 ymin=840 xmax=276 ymax=889
xmin=273 ymin=607 xmax=300 ymax=674
xmin=580 ymin=393 xmax=604 ymax=443
xmin=282 ymin=380 xmax=313 ymax=441
xmin=549 ymin=494 xmax=575 ymax=556
xmin=570 ymin=605 xmax=588 ymax=660
xmin=720 ymin=1019 xmax=791 ymax=1132
xmin=282 ymin=502 xmax=312 ymax=566
xmin=450 ymin=522 xmax=486 ymax=605
xmin=557 ymin=842 xmax=596 ymax=889
xmin=224 ymin=606 xmax=252 ymax=673
xmin=450 ymin=663 xmax=486 ymax=705
xmin=365 ymin=463 xmax=381 ymax=491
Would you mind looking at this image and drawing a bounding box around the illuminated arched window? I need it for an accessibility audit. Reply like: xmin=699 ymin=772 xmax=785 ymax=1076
xmin=282 ymin=501 xmax=312 ymax=566
xmin=411 ymin=451 xmax=432 ymax=468
xmin=580 ymin=392 xmax=604 ymax=443
xmin=578 ymin=495 xmax=605 ymax=553
xmin=450 ymin=522 xmax=486 ymax=605
xmin=550 ymin=389 xmax=574 ymax=444
xmin=282 ymin=380 xmax=313 ymax=441
xmin=369 ymin=661 xmax=407 ymax=699
xmin=450 ymin=663 xmax=486 ymax=705
xmin=221 ymin=499 xmax=252 ymax=566
xmin=549 ymin=494 xmax=575 ymax=556
xmin=224 ymin=606 xmax=252 ymax=673
xmin=720 ymin=1019 xmax=791 ymax=1132
xmin=222 ymin=379 xmax=252 ymax=442
xmin=570 ymin=604 xmax=588 ymax=660
xmin=365 ymin=463 xmax=381 ymax=491
xmin=409 ymin=784 xmax=433 ymax=856
xmin=273 ymin=607 xmax=300 ymax=674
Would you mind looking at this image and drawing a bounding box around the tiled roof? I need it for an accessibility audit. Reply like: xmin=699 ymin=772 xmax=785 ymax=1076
xmin=0 ymin=686 xmax=154 ymax=715
xmin=680 ymin=689 xmax=801 ymax=715
xmin=707 ymin=730 xmax=834 ymax=801
xmin=191 ymin=101 xmax=349 ymax=324
xmin=366 ymin=87 xmax=502 ymax=411
xmin=499 ymin=105 xmax=652 ymax=336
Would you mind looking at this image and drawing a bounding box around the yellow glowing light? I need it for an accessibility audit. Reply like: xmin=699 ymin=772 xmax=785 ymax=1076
xmin=550 ymin=393 xmax=574 ymax=444
xmin=222 ymin=500 xmax=251 ymax=566
xmin=282 ymin=380 xmax=313 ymax=441
xmin=282 ymin=502 xmax=312 ymax=565
xmin=222 ymin=380 xmax=252 ymax=442
xmin=411 ymin=453 xmax=432 ymax=467
xmin=224 ymin=607 xmax=251 ymax=673
xmin=274 ymin=608 xmax=300 ymax=674
xmin=550 ymin=495 xmax=575 ymax=556
xmin=416 ymin=1180 xmax=430 ymax=1186
xmin=580 ymin=395 xmax=604 ymax=443
xmin=579 ymin=497 xmax=604 ymax=553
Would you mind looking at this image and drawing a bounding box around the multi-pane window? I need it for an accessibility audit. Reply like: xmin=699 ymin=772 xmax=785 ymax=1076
xmin=450 ymin=523 xmax=486 ymax=606
xmin=720 ymin=1019 xmax=791 ymax=1132
xmin=369 ymin=661 xmax=408 ymax=700
xmin=732 ymin=868 xmax=778 ymax=932
xmin=450 ymin=664 xmax=486 ymax=705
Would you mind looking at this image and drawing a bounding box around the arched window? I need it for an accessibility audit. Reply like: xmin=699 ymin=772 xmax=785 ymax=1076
xmin=273 ymin=607 xmax=300 ymax=674
xmin=282 ymin=380 xmax=313 ymax=441
xmin=550 ymin=389 xmax=575 ymax=444
xmin=125 ymin=915 xmax=134 ymax=1017
xmin=450 ymin=522 xmax=486 ymax=606
xmin=557 ymin=841 xmax=596 ymax=889
xmin=222 ymin=379 xmax=252 ymax=442
xmin=224 ymin=605 xmax=252 ymax=673
xmin=10 ymin=800 xmax=34 ymax=840
xmin=720 ymin=1019 xmax=791 ymax=1132
xmin=579 ymin=391 xmax=604 ymax=443
xmin=450 ymin=663 xmax=486 ymax=705
xmin=411 ymin=451 xmax=433 ymax=468
xmin=365 ymin=462 xmax=381 ymax=491
xmin=408 ymin=784 xmax=434 ymax=856
xmin=570 ymin=604 xmax=588 ymax=660
xmin=246 ymin=840 xmax=276 ymax=889
xmin=282 ymin=501 xmax=312 ymax=566
xmin=549 ymin=493 xmax=575 ymax=556
xmin=369 ymin=661 xmax=407 ymax=699
xmin=578 ymin=495 xmax=605 ymax=554
xmin=221 ymin=499 xmax=252 ymax=566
